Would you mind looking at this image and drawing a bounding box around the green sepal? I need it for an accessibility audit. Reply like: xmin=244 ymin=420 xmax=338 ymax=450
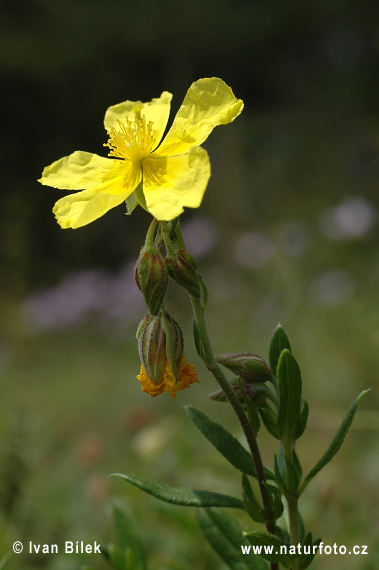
xmin=269 ymin=324 xmax=291 ymax=376
xmin=238 ymin=381 xmax=261 ymax=436
xmin=259 ymin=404 xmax=281 ymax=440
xmin=277 ymin=350 xmax=302 ymax=443
xmin=300 ymin=389 xmax=370 ymax=494
xmin=192 ymin=319 xmax=205 ymax=359
xmin=198 ymin=272 xmax=208 ymax=307
xmin=125 ymin=192 xmax=139 ymax=215
xmin=112 ymin=473 xmax=244 ymax=509
xmin=242 ymin=474 xmax=265 ymax=523
xmin=185 ymin=406 xmax=274 ymax=480
xmin=293 ymin=399 xmax=309 ymax=440
xmin=197 ymin=508 xmax=267 ymax=570
xmin=242 ymin=530 xmax=294 ymax=567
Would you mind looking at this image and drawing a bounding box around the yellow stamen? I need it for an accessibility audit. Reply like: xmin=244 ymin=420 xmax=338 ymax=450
xmin=104 ymin=107 xmax=156 ymax=162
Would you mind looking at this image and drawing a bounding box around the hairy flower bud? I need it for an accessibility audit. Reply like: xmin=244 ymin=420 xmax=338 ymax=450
xmin=216 ymin=353 xmax=272 ymax=382
xmin=137 ymin=314 xmax=167 ymax=385
xmin=208 ymin=381 xmax=270 ymax=408
xmin=165 ymin=249 xmax=201 ymax=298
xmin=136 ymin=310 xmax=199 ymax=398
xmin=160 ymin=310 xmax=184 ymax=379
xmin=135 ymin=244 xmax=168 ymax=314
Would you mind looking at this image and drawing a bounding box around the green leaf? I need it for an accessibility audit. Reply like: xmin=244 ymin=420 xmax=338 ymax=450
xmin=297 ymin=532 xmax=322 ymax=569
xmin=301 ymin=390 xmax=370 ymax=492
xmin=269 ymin=324 xmax=291 ymax=376
xmin=197 ymin=508 xmax=267 ymax=570
xmin=111 ymin=505 xmax=146 ymax=570
xmin=185 ymin=406 xmax=273 ymax=480
xmin=239 ymin=382 xmax=261 ymax=435
xmin=293 ymin=399 xmax=309 ymax=440
xmin=283 ymin=454 xmax=301 ymax=495
xmin=112 ymin=473 xmax=244 ymax=509
xmin=242 ymin=530 xmax=294 ymax=567
xmin=277 ymin=350 xmax=302 ymax=442
xmin=259 ymin=405 xmax=281 ymax=440
xmin=264 ymin=483 xmax=284 ymax=519
xmin=242 ymin=474 xmax=265 ymax=523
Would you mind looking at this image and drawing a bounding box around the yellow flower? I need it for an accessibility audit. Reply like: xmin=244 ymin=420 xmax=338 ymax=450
xmin=137 ymin=355 xmax=199 ymax=398
xmin=39 ymin=78 xmax=243 ymax=228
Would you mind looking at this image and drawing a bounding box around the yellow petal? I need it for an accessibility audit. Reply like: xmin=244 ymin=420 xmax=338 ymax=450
xmin=39 ymin=151 xmax=126 ymax=190
xmin=155 ymin=77 xmax=244 ymax=157
xmin=104 ymin=91 xmax=173 ymax=151
xmin=137 ymin=357 xmax=199 ymax=399
xmin=142 ymin=146 xmax=210 ymax=221
xmin=163 ymin=356 xmax=199 ymax=399
xmin=137 ymin=365 xmax=165 ymax=397
xmin=53 ymin=162 xmax=141 ymax=229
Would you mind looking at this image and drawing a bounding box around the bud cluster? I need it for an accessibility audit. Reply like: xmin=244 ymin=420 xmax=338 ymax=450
xmin=209 ymin=352 xmax=273 ymax=407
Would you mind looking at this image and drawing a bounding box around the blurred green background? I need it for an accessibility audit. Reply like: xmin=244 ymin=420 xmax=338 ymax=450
xmin=1 ymin=0 xmax=378 ymax=568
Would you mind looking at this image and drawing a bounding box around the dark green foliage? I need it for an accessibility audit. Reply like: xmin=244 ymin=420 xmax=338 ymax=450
xmin=301 ymin=389 xmax=370 ymax=492
xmin=185 ymin=406 xmax=273 ymax=479
xmin=197 ymin=508 xmax=267 ymax=570
xmin=112 ymin=473 xmax=244 ymax=509
xmin=269 ymin=325 xmax=292 ymax=377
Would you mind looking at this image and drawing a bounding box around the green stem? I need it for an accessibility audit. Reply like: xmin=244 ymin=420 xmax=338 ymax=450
xmin=283 ymin=442 xmax=300 ymax=546
xmin=161 ymin=219 xmax=278 ymax=569
xmin=190 ymin=296 xmax=277 ymax=535
xmin=145 ymin=218 xmax=159 ymax=247
xmin=286 ymin=494 xmax=300 ymax=546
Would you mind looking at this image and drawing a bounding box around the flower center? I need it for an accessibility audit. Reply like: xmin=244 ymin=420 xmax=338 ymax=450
xmin=104 ymin=105 xmax=156 ymax=162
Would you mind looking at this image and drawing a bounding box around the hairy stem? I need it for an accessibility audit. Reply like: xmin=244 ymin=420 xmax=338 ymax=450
xmin=190 ymin=296 xmax=277 ymax=534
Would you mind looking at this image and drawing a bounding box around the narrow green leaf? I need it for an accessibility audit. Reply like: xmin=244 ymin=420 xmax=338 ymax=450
xmin=112 ymin=473 xmax=244 ymax=509
xmin=259 ymin=404 xmax=281 ymax=439
xmin=186 ymin=406 xmax=273 ymax=479
xmin=298 ymin=532 xmax=322 ymax=569
xmin=242 ymin=474 xmax=265 ymax=523
xmin=239 ymin=382 xmax=261 ymax=435
xmin=197 ymin=508 xmax=267 ymax=570
xmin=293 ymin=399 xmax=309 ymax=440
xmin=301 ymin=390 xmax=370 ymax=491
xmin=242 ymin=530 xmax=293 ymax=567
xmin=264 ymin=483 xmax=284 ymax=519
xmin=283 ymin=455 xmax=300 ymax=495
xmin=277 ymin=350 xmax=302 ymax=441
xmin=269 ymin=324 xmax=291 ymax=376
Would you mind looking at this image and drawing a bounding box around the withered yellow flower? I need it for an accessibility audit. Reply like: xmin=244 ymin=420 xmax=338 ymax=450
xmin=137 ymin=355 xmax=199 ymax=398
xmin=39 ymin=78 xmax=243 ymax=228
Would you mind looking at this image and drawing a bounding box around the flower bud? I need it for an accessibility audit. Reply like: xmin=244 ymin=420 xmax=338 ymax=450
xmin=208 ymin=381 xmax=270 ymax=408
xmin=160 ymin=310 xmax=184 ymax=379
xmin=165 ymin=249 xmax=201 ymax=298
xmin=216 ymin=353 xmax=272 ymax=382
xmin=135 ymin=245 xmax=168 ymax=315
xmin=137 ymin=313 xmax=167 ymax=384
xmin=136 ymin=310 xmax=199 ymax=398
